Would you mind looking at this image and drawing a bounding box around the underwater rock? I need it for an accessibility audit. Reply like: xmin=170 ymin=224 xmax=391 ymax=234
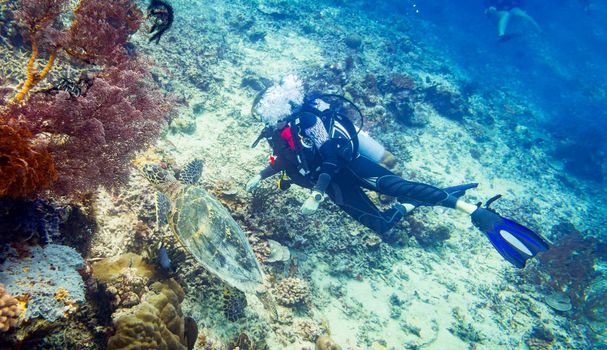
xmin=241 ymin=75 xmax=270 ymax=92
xmin=525 ymin=327 xmax=555 ymax=350
xmin=0 ymin=244 xmax=85 ymax=323
xmin=387 ymin=99 xmax=416 ymax=126
xmin=266 ymin=239 xmax=290 ymax=263
xmin=248 ymin=30 xmax=266 ymax=42
xmin=344 ymin=35 xmax=362 ymax=49
xmin=169 ymin=116 xmax=197 ymax=135
xmin=0 ymin=198 xmax=69 ymax=246
xmin=545 ymin=292 xmax=572 ymax=312
xmin=315 ymin=335 xmax=342 ymax=350
xmin=107 ymin=279 xmax=189 ymax=350
xmin=295 ymin=319 xmax=324 ymax=342
xmin=0 ymin=284 xmax=19 ymax=332
xmin=389 ymin=73 xmax=415 ymax=92
xmin=406 ymin=218 xmax=451 ymax=248
xmin=422 ymin=85 xmax=469 ymax=121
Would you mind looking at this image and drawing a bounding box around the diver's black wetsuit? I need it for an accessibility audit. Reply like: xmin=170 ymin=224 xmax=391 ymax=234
xmin=259 ymin=112 xmax=458 ymax=235
xmin=485 ymin=0 xmax=524 ymax=11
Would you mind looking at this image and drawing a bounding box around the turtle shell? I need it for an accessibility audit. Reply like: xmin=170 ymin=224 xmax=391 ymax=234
xmin=168 ymin=185 xmax=264 ymax=292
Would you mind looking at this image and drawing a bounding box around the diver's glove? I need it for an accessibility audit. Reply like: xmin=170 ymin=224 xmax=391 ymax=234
xmin=301 ymin=191 xmax=323 ymax=215
xmin=246 ymin=174 xmax=262 ymax=192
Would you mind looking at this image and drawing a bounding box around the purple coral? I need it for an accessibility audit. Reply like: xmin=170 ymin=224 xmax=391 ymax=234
xmin=12 ymin=61 xmax=172 ymax=196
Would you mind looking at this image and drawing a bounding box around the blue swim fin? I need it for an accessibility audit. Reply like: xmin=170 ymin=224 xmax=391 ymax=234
xmin=471 ymin=195 xmax=549 ymax=268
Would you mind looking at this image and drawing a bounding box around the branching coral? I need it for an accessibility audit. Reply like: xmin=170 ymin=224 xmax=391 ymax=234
xmin=0 ymin=121 xmax=57 ymax=197
xmin=11 ymin=0 xmax=69 ymax=103
xmin=274 ymin=277 xmax=310 ymax=306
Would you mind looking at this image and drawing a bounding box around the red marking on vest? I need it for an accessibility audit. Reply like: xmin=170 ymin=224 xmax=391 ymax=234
xmin=269 ymin=155 xmax=276 ymax=167
xmin=281 ymin=127 xmax=296 ymax=150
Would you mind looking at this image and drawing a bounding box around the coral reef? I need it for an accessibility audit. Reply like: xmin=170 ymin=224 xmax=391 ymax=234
xmin=62 ymin=0 xmax=142 ymax=65
xmin=0 ymin=244 xmax=85 ymax=322
xmin=422 ymin=84 xmax=470 ymax=121
xmin=274 ymin=278 xmax=310 ymax=306
xmin=0 ymin=122 xmax=57 ymax=197
xmin=226 ymin=332 xmax=253 ymax=350
xmin=533 ymin=224 xmax=605 ymax=307
xmin=1 ymin=0 xmax=173 ymax=199
xmin=91 ymin=253 xmax=158 ymax=309
xmin=10 ymin=61 xmax=171 ymax=196
xmin=0 ymin=284 xmax=20 ymax=332
xmin=0 ymin=197 xmax=69 ymax=245
xmin=405 ymin=217 xmax=451 ymax=248
xmin=315 ymin=335 xmax=342 ymax=350
xmin=295 ymin=319 xmax=324 ymax=342
xmin=107 ymin=279 xmax=189 ymax=350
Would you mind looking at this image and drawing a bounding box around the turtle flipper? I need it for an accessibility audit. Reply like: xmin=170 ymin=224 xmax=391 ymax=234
xmin=155 ymin=191 xmax=171 ymax=229
xmin=179 ymin=159 xmax=204 ymax=185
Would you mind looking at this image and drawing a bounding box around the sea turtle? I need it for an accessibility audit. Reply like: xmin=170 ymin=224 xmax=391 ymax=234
xmin=141 ymin=159 xmax=264 ymax=293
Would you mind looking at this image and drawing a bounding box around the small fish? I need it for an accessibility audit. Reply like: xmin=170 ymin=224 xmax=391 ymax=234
xmin=158 ymin=246 xmax=172 ymax=270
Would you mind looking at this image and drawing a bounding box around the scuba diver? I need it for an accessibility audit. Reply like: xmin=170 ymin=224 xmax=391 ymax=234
xmin=148 ymin=0 xmax=174 ymax=44
xmin=484 ymin=0 xmax=541 ymax=41
xmin=246 ymin=75 xmax=549 ymax=268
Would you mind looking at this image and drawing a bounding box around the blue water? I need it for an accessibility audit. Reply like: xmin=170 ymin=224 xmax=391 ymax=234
xmin=373 ymin=0 xmax=607 ymax=180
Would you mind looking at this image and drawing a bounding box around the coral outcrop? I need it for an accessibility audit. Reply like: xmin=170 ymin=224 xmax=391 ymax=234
xmin=92 ymin=253 xmax=195 ymax=350
xmin=0 ymin=284 xmax=19 ymax=332
xmin=315 ymin=335 xmax=342 ymax=350
xmin=92 ymin=253 xmax=158 ymax=308
xmin=274 ymin=277 xmax=310 ymax=306
xmin=107 ymin=279 xmax=189 ymax=350
xmin=0 ymin=244 xmax=85 ymax=322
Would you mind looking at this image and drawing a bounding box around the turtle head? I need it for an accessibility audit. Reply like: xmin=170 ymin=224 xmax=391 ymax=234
xmin=142 ymin=163 xmax=172 ymax=185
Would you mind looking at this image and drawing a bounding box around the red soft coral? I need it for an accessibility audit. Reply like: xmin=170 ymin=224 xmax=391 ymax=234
xmin=14 ymin=61 xmax=172 ymax=196
xmin=0 ymin=120 xmax=57 ymax=197
xmin=62 ymin=0 xmax=143 ymax=65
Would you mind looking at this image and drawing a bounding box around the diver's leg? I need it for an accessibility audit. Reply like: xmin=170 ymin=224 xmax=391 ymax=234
xmin=497 ymin=11 xmax=511 ymax=37
xmin=510 ymin=7 xmax=542 ymax=32
xmin=326 ymin=173 xmax=403 ymax=235
xmin=346 ymin=157 xmax=457 ymax=208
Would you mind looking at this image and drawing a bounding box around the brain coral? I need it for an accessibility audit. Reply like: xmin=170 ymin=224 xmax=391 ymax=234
xmin=107 ymin=279 xmax=189 ymax=350
xmin=0 ymin=244 xmax=85 ymax=322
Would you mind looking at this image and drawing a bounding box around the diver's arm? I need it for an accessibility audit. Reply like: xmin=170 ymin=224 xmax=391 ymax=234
xmin=313 ymin=139 xmax=340 ymax=193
